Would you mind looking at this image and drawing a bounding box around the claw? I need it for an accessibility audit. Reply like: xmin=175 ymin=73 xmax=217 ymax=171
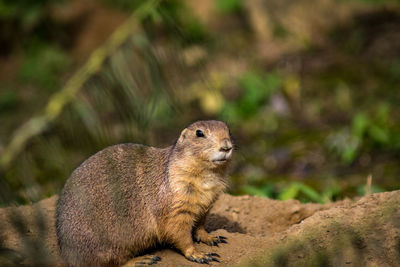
xmin=217 ymin=236 xmax=227 ymax=243
xmin=197 ymin=258 xmax=209 ymax=264
xmin=132 ymin=255 xmax=161 ymax=266
xmin=210 ymin=241 xmax=219 ymax=246
xmin=205 ymin=253 xmax=220 ymax=263
xmin=211 ymin=257 xmax=220 ymax=262
xmin=188 ymin=251 xmax=221 ymax=264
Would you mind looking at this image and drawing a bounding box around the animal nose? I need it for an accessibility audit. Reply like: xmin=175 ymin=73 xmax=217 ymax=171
xmin=220 ymin=139 xmax=232 ymax=152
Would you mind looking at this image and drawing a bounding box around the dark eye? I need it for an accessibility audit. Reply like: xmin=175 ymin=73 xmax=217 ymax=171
xmin=196 ymin=129 xmax=205 ymax=137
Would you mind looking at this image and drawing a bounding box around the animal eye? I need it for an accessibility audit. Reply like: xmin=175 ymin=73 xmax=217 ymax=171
xmin=196 ymin=129 xmax=205 ymax=137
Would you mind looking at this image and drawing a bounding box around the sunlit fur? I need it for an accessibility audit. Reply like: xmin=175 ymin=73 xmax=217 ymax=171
xmin=56 ymin=120 xmax=233 ymax=266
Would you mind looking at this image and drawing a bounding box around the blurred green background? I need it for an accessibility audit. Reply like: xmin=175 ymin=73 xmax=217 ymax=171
xmin=0 ymin=0 xmax=399 ymax=205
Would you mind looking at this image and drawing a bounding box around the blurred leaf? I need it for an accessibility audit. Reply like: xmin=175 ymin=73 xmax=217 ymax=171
xmin=242 ymin=185 xmax=269 ymax=197
xmin=278 ymin=182 xmax=325 ymax=203
xmin=376 ymin=104 xmax=389 ymax=125
xmin=352 ymin=113 xmax=369 ymax=138
xmin=326 ymin=129 xmax=361 ymax=164
xmin=341 ymin=138 xmax=360 ymax=164
xmin=297 ymin=183 xmax=324 ymax=203
xmin=184 ymin=18 xmax=209 ymax=43
xmin=368 ymin=125 xmax=390 ymax=144
xmin=236 ymin=71 xmax=281 ymax=118
xmin=264 ymin=73 xmax=282 ymax=94
xmin=216 ymin=0 xmax=243 ymax=14
xmin=278 ymin=183 xmax=300 ymax=201
xmin=219 ymin=102 xmax=238 ymax=122
xmin=157 ymin=0 xmax=209 ymax=44
xmin=357 ymin=184 xmax=385 ymax=195
xmin=322 ymin=183 xmax=342 ymax=202
xmin=261 ymin=183 xmax=275 ymax=198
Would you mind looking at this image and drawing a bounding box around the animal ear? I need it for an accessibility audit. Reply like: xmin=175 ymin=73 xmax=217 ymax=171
xmin=177 ymin=128 xmax=188 ymax=144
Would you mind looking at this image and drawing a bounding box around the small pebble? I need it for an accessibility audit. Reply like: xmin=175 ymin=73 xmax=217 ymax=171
xmin=232 ymin=208 xmax=240 ymax=214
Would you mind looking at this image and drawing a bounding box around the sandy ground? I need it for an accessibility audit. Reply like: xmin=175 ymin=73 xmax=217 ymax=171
xmin=0 ymin=191 xmax=399 ymax=266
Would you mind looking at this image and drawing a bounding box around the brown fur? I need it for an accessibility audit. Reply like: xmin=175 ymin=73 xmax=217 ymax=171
xmin=56 ymin=120 xmax=233 ymax=266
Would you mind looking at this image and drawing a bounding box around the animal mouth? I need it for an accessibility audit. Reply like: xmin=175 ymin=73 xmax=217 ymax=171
xmin=211 ymin=150 xmax=232 ymax=163
xmin=212 ymin=157 xmax=228 ymax=163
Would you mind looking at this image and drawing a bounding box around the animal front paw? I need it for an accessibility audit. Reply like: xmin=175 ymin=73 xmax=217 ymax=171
xmin=187 ymin=251 xmax=220 ymax=264
xmin=196 ymin=235 xmax=228 ymax=247
xmin=122 ymin=255 xmax=161 ymax=266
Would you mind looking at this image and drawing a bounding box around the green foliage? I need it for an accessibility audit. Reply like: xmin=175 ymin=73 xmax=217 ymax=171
xmin=216 ymin=0 xmax=243 ymax=14
xmin=102 ymin=0 xmax=145 ymax=11
xmin=278 ymin=182 xmax=326 ymax=203
xmin=357 ymin=184 xmax=385 ymax=195
xmin=328 ymin=104 xmax=398 ymax=164
xmin=0 ymin=0 xmax=65 ymax=52
xmin=0 ymin=90 xmax=19 ymax=112
xmin=19 ymin=44 xmax=70 ymax=91
xmin=242 ymin=184 xmax=275 ymax=198
xmin=104 ymin=0 xmax=209 ymax=44
xmin=2 ymin=0 xmax=400 ymax=205
xmin=157 ymin=1 xmax=209 ymax=44
xmin=241 ymin=181 xmax=342 ymax=204
xmin=221 ymin=71 xmax=282 ymax=122
xmin=0 ymin=0 xmax=61 ymax=23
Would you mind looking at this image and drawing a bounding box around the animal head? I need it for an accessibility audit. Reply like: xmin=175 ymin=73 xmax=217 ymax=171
xmin=175 ymin=120 xmax=233 ymax=169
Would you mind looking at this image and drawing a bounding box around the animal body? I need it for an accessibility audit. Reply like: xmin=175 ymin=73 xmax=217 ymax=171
xmin=56 ymin=120 xmax=233 ymax=266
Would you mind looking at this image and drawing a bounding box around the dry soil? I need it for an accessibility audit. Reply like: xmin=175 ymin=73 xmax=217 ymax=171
xmin=1 ymin=191 xmax=399 ymax=266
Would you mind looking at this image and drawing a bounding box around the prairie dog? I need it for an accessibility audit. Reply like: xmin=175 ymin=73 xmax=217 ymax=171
xmin=56 ymin=120 xmax=233 ymax=266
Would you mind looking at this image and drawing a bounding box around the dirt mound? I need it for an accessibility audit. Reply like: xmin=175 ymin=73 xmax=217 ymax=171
xmin=0 ymin=191 xmax=399 ymax=266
